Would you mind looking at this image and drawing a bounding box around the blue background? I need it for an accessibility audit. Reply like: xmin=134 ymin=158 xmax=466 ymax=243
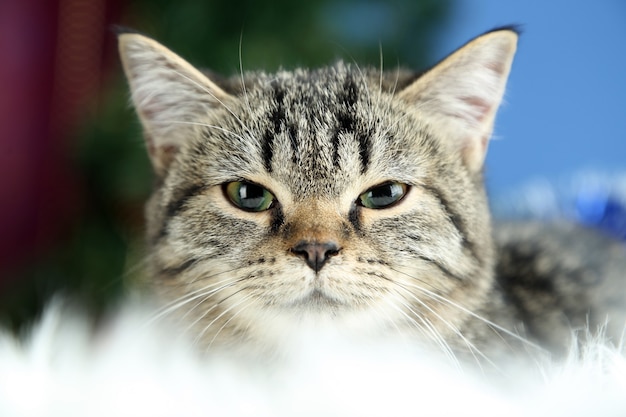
xmin=436 ymin=1 xmax=625 ymax=194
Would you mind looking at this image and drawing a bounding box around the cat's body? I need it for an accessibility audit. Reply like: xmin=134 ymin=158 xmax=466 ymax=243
xmin=118 ymin=28 xmax=626 ymax=365
xmin=493 ymin=221 xmax=626 ymax=354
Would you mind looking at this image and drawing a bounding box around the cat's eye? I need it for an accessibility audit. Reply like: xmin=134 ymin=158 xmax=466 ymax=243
xmin=224 ymin=181 xmax=275 ymax=212
xmin=358 ymin=182 xmax=408 ymax=209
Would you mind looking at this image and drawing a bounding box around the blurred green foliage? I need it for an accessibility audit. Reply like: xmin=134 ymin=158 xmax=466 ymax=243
xmin=0 ymin=0 xmax=449 ymax=329
xmin=126 ymin=0 xmax=449 ymax=70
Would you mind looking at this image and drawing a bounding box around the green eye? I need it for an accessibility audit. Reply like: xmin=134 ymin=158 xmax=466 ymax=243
xmin=224 ymin=181 xmax=275 ymax=212
xmin=358 ymin=182 xmax=408 ymax=209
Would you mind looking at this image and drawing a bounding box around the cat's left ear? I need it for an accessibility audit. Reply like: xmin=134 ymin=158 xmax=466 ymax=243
xmin=398 ymin=28 xmax=518 ymax=173
xmin=118 ymin=32 xmax=233 ymax=176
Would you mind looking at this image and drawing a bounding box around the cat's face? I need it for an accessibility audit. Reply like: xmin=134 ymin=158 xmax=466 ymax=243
xmin=119 ymin=29 xmax=517 ymax=350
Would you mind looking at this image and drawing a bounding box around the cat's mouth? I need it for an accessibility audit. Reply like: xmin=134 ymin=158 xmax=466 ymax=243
xmin=289 ymin=288 xmax=345 ymax=310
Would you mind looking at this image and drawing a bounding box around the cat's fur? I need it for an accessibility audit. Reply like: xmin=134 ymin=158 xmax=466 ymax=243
xmin=117 ymin=28 xmax=626 ymax=365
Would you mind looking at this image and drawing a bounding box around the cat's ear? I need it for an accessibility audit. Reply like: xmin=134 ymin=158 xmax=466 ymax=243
xmin=398 ymin=28 xmax=518 ymax=173
xmin=118 ymin=32 xmax=232 ymax=176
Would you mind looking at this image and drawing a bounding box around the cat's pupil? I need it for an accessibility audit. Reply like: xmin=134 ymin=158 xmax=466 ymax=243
xmin=225 ymin=182 xmax=274 ymax=212
xmin=359 ymin=182 xmax=408 ymax=209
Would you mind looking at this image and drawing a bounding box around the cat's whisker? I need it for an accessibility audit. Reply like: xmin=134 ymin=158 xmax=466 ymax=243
xmin=144 ymin=272 xmax=245 ymax=325
xmin=389 ymin=58 xmax=402 ymax=97
xmin=385 ymin=296 xmax=461 ymax=368
xmin=365 ymin=296 xmax=408 ymax=338
xmin=377 ymin=42 xmax=384 ymax=96
xmin=146 ymin=259 xmax=266 ymax=329
xmin=387 ymin=302 xmax=439 ymax=349
xmin=162 ymin=121 xmax=247 ymax=142
xmin=372 ymin=267 xmax=508 ymax=370
xmin=380 ymin=298 xmax=430 ymax=344
xmin=382 ymin=281 xmax=476 ymax=365
xmin=178 ymin=278 xmax=249 ymax=323
xmin=153 ymin=262 xmax=244 ymax=291
xmin=94 ymin=250 xmax=165 ymax=296
xmin=238 ymin=31 xmax=254 ymax=121
xmin=376 ymin=291 xmax=458 ymax=364
xmin=99 ymin=252 xmax=156 ymax=293
xmin=389 ymin=281 xmax=498 ymax=372
xmin=373 ymin=42 xmax=386 ymax=125
xmin=379 ymin=63 xmax=403 ymax=121
xmin=170 ymin=69 xmax=254 ymax=138
xmin=194 ymin=292 xmax=256 ymax=346
xmin=388 ymin=266 xmax=546 ymax=354
xmin=330 ymin=42 xmax=376 ymax=132
xmin=144 ymin=285 xmax=232 ymax=328
xmin=184 ymin=283 xmax=255 ymax=340
xmin=124 ymin=253 xmax=154 ymax=278
xmin=372 ymin=44 xmax=400 ymax=132
xmin=206 ymin=296 xmax=257 ymax=350
xmin=349 ymin=61 xmax=376 ymax=133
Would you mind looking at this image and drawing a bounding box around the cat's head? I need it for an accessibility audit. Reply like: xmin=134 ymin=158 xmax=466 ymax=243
xmin=118 ymin=29 xmax=517 ymax=349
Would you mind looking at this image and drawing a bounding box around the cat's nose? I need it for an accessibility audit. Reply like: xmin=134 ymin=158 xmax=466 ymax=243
xmin=291 ymin=240 xmax=341 ymax=272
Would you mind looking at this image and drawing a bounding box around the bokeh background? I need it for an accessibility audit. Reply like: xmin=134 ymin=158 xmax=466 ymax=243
xmin=1 ymin=0 xmax=624 ymax=328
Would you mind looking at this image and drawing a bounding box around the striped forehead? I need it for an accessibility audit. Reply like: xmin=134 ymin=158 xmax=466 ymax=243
xmin=258 ymin=69 xmax=376 ymax=196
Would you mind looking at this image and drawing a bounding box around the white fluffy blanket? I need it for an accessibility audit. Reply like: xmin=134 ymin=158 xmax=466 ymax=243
xmin=1 ymin=299 xmax=624 ymax=417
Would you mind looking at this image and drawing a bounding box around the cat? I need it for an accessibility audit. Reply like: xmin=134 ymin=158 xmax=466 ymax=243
xmin=117 ymin=27 xmax=626 ymax=365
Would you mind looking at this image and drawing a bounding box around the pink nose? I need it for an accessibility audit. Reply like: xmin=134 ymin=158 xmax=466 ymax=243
xmin=291 ymin=240 xmax=341 ymax=272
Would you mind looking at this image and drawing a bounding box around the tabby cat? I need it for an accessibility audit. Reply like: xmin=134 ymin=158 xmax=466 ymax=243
xmin=118 ymin=28 xmax=626 ymax=364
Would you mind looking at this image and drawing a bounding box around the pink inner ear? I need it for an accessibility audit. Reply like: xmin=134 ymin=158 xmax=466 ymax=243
xmin=146 ymin=136 xmax=178 ymax=174
xmin=486 ymin=60 xmax=506 ymax=75
xmin=460 ymin=96 xmax=491 ymax=124
xmin=139 ymin=97 xmax=168 ymax=126
xmin=150 ymin=144 xmax=178 ymax=160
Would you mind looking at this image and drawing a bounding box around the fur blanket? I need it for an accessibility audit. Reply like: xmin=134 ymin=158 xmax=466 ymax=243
xmin=1 ymin=299 xmax=624 ymax=417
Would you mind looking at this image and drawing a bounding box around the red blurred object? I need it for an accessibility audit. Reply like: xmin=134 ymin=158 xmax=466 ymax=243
xmin=0 ymin=0 xmax=121 ymax=287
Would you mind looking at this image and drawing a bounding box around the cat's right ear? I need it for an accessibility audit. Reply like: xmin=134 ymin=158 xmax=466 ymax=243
xmin=118 ymin=33 xmax=232 ymax=176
